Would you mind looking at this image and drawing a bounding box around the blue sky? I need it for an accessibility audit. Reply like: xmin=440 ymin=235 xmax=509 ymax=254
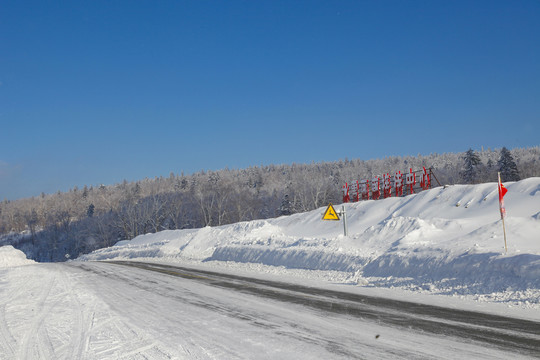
xmin=1 ymin=0 xmax=539 ymax=200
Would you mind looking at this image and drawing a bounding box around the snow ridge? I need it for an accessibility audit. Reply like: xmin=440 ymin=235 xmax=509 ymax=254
xmin=78 ymin=178 xmax=540 ymax=308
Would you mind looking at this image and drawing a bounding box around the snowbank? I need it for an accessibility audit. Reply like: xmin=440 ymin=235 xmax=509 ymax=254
xmin=0 ymin=245 xmax=36 ymax=268
xmin=79 ymin=178 xmax=540 ymax=308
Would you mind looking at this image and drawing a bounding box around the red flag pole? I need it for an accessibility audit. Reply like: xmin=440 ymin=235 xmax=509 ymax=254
xmin=498 ymin=172 xmax=508 ymax=253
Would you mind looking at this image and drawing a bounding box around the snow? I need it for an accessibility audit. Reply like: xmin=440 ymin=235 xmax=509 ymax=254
xmin=78 ymin=178 xmax=540 ymax=313
xmin=4 ymin=261 xmax=535 ymax=359
xmin=0 ymin=246 xmax=35 ymax=268
xmin=1 ymin=179 xmax=539 ymax=358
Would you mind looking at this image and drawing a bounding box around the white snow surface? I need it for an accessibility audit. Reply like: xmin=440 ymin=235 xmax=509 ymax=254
xmin=1 ymin=179 xmax=540 ymax=359
xmin=79 ymin=178 xmax=540 ymax=312
xmin=0 ymin=246 xmax=35 ymax=268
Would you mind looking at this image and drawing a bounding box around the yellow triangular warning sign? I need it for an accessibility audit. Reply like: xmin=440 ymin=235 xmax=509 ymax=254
xmin=322 ymin=203 xmax=340 ymax=220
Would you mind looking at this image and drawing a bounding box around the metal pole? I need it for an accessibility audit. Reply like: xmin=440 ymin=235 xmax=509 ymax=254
xmin=342 ymin=205 xmax=348 ymax=237
xmin=502 ymin=216 xmax=508 ymax=254
xmin=430 ymin=168 xmax=442 ymax=187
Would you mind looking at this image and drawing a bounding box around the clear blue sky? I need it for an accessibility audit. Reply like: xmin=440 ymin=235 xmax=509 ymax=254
xmin=1 ymin=0 xmax=539 ymax=200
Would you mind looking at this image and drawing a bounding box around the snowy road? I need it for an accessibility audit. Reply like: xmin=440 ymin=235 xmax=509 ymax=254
xmin=1 ymin=261 xmax=539 ymax=359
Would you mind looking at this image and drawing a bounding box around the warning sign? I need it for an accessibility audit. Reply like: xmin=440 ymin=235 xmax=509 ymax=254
xmin=322 ymin=203 xmax=340 ymax=221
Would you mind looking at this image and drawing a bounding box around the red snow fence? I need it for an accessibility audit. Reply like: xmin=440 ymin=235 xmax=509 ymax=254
xmin=342 ymin=167 xmax=441 ymax=203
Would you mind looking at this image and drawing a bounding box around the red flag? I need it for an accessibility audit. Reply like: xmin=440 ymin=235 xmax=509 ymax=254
xmin=498 ymin=174 xmax=507 ymax=219
xmin=497 ymin=173 xmax=509 ymax=252
xmin=498 ymin=183 xmax=507 ymax=201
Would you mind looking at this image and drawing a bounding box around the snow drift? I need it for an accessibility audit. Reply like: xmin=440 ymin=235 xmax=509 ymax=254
xmin=0 ymin=245 xmax=36 ymax=268
xmin=79 ymin=178 xmax=540 ymax=308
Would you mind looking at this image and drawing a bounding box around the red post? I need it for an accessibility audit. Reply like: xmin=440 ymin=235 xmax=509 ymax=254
xmin=405 ymin=168 xmax=416 ymax=194
xmin=421 ymin=166 xmax=430 ymax=190
xmin=361 ymin=180 xmax=370 ymax=200
xmin=371 ymin=176 xmax=380 ymax=200
xmin=343 ymin=183 xmax=350 ymax=203
xmin=354 ymin=181 xmax=360 ymax=202
xmin=383 ymin=173 xmax=392 ymax=198
xmin=394 ymin=171 xmax=403 ymax=197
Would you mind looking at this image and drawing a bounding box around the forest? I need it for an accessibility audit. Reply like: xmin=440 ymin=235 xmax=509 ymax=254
xmin=1 ymin=146 xmax=538 ymax=262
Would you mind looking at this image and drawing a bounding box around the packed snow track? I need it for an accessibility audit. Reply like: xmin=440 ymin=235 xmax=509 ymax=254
xmin=1 ymin=261 xmax=539 ymax=359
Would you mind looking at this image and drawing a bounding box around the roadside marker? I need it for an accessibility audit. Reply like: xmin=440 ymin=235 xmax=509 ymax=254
xmin=322 ymin=203 xmax=340 ymax=221
xmin=322 ymin=203 xmax=349 ymax=236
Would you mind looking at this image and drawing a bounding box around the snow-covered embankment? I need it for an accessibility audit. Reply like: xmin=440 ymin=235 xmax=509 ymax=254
xmin=79 ymin=178 xmax=540 ymax=308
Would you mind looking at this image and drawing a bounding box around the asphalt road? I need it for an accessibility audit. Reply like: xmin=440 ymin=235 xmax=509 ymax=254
xmin=108 ymin=260 xmax=540 ymax=357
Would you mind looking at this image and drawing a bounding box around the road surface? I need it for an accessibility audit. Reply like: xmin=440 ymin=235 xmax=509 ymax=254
xmin=0 ymin=260 xmax=538 ymax=359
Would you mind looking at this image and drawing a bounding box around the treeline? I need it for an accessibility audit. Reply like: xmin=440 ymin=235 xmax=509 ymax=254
xmin=1 ymin=146 xmax=539 ymax=262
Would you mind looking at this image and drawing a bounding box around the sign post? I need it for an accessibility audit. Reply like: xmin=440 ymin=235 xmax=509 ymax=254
xmin=322 ymin=203 xmax=348 ymax=236
xmin=341 ymin=205 xmax=348 ymax=237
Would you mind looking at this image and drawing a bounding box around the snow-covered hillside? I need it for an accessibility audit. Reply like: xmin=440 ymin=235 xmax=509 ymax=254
xmin=79 ymin=178 xmax=540 ymax=310
xmin=1 ymin=179 xmax=539 ymax=359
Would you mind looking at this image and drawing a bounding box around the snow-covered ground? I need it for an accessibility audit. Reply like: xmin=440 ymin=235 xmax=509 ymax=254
xmin=1 ymin=179 xmax=539 ymax=359
xmin=79 ymin=178 xmax=540 ymax=314
xmin=4 ymin=260 xmax=538 ymax=359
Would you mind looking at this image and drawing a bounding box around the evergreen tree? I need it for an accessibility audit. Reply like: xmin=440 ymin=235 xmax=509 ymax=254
xmin=277 ymin=194 xmax=293 ymax=216
xmin=87 ymin=204 xmax=95 ymax=218
xmin=460 ymin=148 xmax=482 ymax=183
xmin=497 ymin=147 xmax=520 ymax=181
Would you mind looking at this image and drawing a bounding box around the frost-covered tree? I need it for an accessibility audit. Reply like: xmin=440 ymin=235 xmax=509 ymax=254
xmin=460 ymin=148 xmax=482 ymax=183
xmin=2 ymin=146 xmax=540 ymax=262
xmin=497 ymin=147 xmax=520 ymax=181
xmin=277 ymin=194 xmax=293 ymax=216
